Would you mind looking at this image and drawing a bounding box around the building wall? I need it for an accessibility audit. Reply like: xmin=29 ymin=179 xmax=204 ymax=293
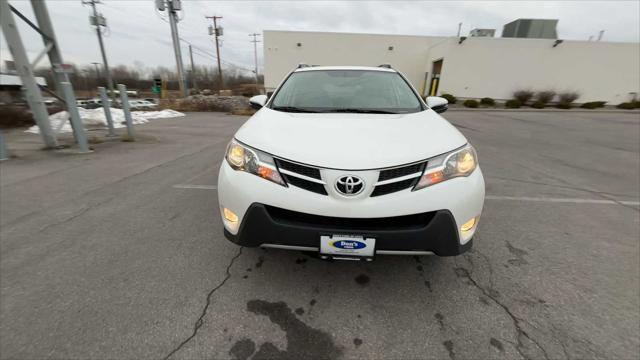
xmin=264 ymin=30 xmax=640 ymax=104
xmin=429 ymin=37 xmax=640 ymax=103
xmin=263 ymin=30 xmax=446 ymax=92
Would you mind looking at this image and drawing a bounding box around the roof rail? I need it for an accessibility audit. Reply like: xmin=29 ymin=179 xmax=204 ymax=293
xmin=297 ymin=63 xmax=310 ymax=69
xmin=378 ymin=64 xmax=392 ymax=69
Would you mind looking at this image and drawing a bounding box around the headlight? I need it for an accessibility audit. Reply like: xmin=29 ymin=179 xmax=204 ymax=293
xmin=225 ymin=139 xmax=286 ymax=186
xmin=414 ymin=144 xmax=477 ymax=190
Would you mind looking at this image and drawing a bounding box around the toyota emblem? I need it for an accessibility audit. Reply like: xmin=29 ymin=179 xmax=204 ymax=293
xmin=335 ymin=175 xmax=365 ymax=196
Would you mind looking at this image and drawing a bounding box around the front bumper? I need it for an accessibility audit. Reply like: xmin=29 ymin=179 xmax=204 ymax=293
xmin=217 ymin=160 xmax=485 ymax=255
xmin=224 ymin=203 xmax=472 ymax=256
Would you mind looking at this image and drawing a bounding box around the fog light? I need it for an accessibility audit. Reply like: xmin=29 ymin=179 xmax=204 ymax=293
xmin=460 ymin=217 xmax=477 ymax=232
xmin=223 ymin=207 xmax=238 ymax=223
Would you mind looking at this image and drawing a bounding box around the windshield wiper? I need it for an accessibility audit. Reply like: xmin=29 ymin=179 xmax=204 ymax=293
xmin=325 ymin=108 xmax=398 ymax=114
xmin=272 ymin=106 xmax=319 ymax=113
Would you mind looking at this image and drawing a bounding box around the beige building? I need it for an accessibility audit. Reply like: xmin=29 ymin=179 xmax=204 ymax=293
xmin=264 ymin=30 xmax=640 ymax=104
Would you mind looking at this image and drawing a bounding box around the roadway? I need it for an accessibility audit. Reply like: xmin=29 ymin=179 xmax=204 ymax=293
xmin=1 ymin=110 xmax=638 ymax=359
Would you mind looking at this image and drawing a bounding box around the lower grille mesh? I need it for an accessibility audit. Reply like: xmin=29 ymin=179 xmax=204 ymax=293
xmin=265 ymin=205 xmax=436 ymax=230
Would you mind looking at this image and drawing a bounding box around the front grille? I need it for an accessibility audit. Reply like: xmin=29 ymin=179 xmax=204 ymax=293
xmin=370 ymin=161 xmax=426 ymax=197
xmin=265 ymin=205 xmax=436 ymax=231
xmin=275 ymin=159 xmax=321 ymax=180
xmin=371 ymin=177 xmax=418 ymax=197
xmin=275 ymin=158 xmax=327 ymax=196
xmin=282 ymin=174 xmax=328 ymax=195
xmin=274 ymin=157 xmax=426 ymax=198
xmin=378 ymin=162 xmax=425 ymax=182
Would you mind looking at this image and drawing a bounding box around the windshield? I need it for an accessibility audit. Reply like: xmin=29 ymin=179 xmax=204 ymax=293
xmin=270 ymin=70 xmax=423 ymax=114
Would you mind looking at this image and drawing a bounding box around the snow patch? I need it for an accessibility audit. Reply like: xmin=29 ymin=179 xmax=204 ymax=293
xmin=26 ymin=108 xmax=185 ymax=134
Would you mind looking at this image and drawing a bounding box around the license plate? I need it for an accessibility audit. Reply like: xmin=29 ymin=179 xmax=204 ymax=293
xmin=320 ymin=234 xmax=375 ymax=258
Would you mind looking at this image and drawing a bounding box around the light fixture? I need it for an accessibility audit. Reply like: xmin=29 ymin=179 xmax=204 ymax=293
xmin=223 ymin=207 xmax=238 ymax=223
xmin=460 ymin=217 xmax=477 ymax=233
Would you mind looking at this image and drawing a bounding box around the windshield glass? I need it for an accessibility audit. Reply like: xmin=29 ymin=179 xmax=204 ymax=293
xmin=270 ymin=70 xmax=423 ymax=114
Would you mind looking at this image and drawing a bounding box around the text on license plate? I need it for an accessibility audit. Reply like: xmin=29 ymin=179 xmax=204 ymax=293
xmin=320 ymin=235 xmax=375 ymax=257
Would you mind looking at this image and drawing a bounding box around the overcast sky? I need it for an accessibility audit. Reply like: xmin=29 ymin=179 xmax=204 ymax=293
xmin=1 ymin=0 xmax=639 ymax=76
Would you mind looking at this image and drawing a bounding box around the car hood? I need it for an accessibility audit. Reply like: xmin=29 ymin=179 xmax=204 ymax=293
xmin=234 ymin=108 xmax=468 ymax=170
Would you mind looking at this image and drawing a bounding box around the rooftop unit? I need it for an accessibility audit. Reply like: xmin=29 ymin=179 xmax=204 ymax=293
xmin=502 ymin=19 xmax=558 ymax=39
xmin=469 ymin=29 xmax=496 ymax=37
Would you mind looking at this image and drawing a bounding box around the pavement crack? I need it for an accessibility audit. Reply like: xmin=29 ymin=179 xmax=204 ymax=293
xmin=463 ymin=245 xmax=496 ymax=291
xmin=473 ymin=247 xmax=496 ymax=290
xmin=37 ymin=196 xmax=116 ymax=233
xmin=163 ymin=247 xmax=244 ymax=360
xmin=547 ymin=319 xmax=606 ymax=359
xmin=453 ymin=262 xmax=550 ymax=360
xmin=37 ymin=206 xmax=90 ymax=233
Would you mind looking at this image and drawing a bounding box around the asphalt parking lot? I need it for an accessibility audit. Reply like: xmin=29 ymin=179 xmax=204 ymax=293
xmin=1 ymin=110 xmax=638 ymax=359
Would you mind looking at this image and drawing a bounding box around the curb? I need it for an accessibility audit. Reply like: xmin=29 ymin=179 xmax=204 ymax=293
xmin=447 ymin=108 xmax=640 ymax=114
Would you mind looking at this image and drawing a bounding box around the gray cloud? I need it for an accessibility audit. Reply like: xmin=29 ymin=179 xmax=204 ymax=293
xmin=1 ymin=0 xmax=638 ymax=75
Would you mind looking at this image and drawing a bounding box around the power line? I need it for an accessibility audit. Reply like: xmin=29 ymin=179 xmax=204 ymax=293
xmin=190 ymin=48 xmax=253 ymax=74
xmin=90 ymin=1 xmax=257 ymax=80
xmin=180 ymin=36 xmax=255 ymax=73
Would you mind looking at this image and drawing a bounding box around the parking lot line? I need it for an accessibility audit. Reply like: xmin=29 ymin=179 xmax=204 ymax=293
xmin=173 ymin=184 xmax=218 ymax=190
xmin=486 ymin=195 xmax=640 ymax=206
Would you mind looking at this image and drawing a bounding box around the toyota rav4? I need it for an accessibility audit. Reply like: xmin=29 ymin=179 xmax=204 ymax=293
xmin=217 ymin=65 xmax=485 ymax=260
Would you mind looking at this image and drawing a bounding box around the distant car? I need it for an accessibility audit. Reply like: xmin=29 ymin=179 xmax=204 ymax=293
xmin=128 ymin=99 xmax=157 ymax=110
xmin=217 ymin=65 xmax=485 ymax=260
xmin=42 ymin=97 xmax=58 ymax=106
xmin=74 ymin=98 xmax=99 ymax=109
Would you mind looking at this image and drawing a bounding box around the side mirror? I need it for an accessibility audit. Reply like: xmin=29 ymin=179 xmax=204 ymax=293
xmin=249 ymin=95 xmax=268 ymax=110
xmin=426 ymin=96 xmax=448 ymax=113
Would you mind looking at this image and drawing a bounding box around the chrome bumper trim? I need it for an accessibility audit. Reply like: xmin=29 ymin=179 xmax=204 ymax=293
xmin=260 ymin=244 xmax=435 ymax=256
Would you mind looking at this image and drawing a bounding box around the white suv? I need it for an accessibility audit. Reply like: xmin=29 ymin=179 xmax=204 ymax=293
xmin=218 ymin=65 xmax=484 ymax=260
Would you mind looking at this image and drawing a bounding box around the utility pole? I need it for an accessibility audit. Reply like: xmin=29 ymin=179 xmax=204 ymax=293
xmin=33 ymin=0 xmax=90 ymax=152
xmin=206 ymin=15 xmax=224 ymax=89
xmin=249 ymin=33 xmax=261 ymax=84
xmin=0 ymin=0 xmax=57 ymax=147
xmin=457 ymin=22 xmax=462 ymax=37
xmin=83 ymin=0 xmax=115 ymax=100
xmin=188 ymin=44 xmax=197 ymax=92
xmin=167 ymin=0 xmax=187 ymax=97
xmin=155 ymin=0 xmax=187 ymax=97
